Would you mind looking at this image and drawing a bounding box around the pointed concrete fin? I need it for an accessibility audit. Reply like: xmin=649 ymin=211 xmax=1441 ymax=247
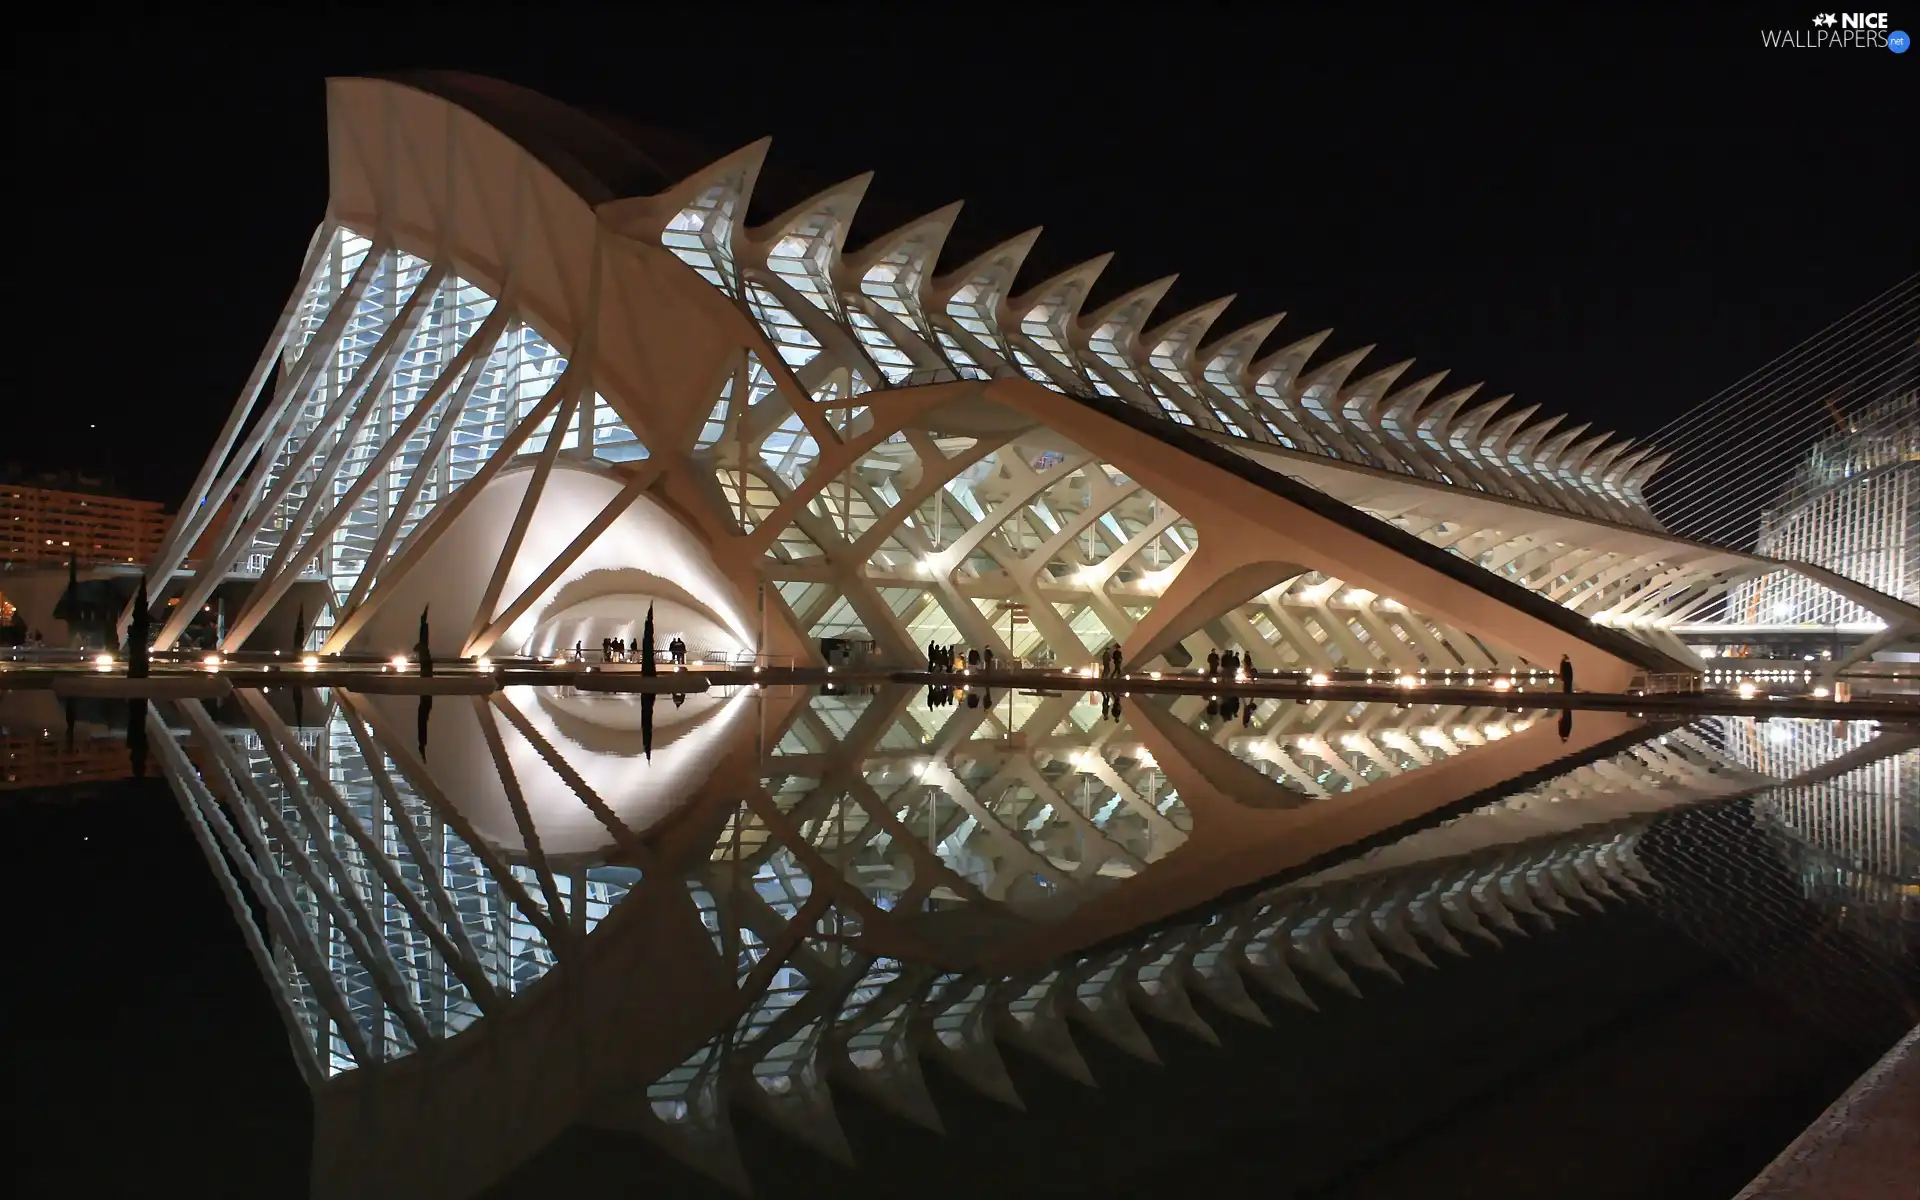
xmin=593 ymin=1075 xmax=754 ymax=1196
xmin=830 ymin=1042 xmax=946 ymax=1133
xmin=1129 ymin=971 xmax=1221 ymax=1046
xmin=1009 ymin=252 xmax=1115 ymax=322
xmin=735 ymin=1061 xmax=857 ymax=1167
xmin=1342 ymin=358 xmax=1415 ymax=417
xmin=995 ymin=999 xmax=1097 ymax=1087
xmin=1197 ymin=311 xmax=1286 ymax=378
xmin=1143 ymin=294 xmax=1238 ymax=362
xmin=1193 ymin=949 xmax=1276 ymax=1023
xmin=1421 ymin=382 xmax=1487 ymax=433
xmin=931 ymin=226 xmax=1043 ymax=306
xmin=922 ymin=1026 xmax=1026 ymax=1109
xmin=844 ymin=199 xmax=966 ymax=281
xmin=1080 ymin=274 xmax=1180 ymax=343
xmin=599 ymin=136 xmax=773 ymax=238
xmin=1251 ymin=328 xmax=1336 ymax=391
xmin=1383 ymin=369 xmax=1450 ymax=422
xmin=747 ymin=171 xmax=874 ymax=245
xmin=1298 ymin=345 xmax=1374 ymax=397
xmin=1243 ymin=945 xmax=1321 ymax=1011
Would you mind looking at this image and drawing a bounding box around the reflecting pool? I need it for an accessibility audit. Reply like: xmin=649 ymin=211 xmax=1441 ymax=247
xmin=8 ymin=683 xmax=1916 ymax=1198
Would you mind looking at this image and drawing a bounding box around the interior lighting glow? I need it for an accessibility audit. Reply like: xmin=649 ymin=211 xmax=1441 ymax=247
xmin=93 ymin=653 xmax=114 ymax=670
xmin=1492 ymin=678 xmax=1512 ymax=691
xmin=301 ymin=655 xmax=319 ymax=671
xmin=202 ymin=654 xmax=222 ymax=671
xmin=1309 ymin=673 xmax=1329 ymax=686
xmin=391 ymin=656 xmax=409 ymax=671
xmin=1737 ymin=681 xmax=1756 ymax=699
xmin=476 ymin=656 xmax=492 ymax=672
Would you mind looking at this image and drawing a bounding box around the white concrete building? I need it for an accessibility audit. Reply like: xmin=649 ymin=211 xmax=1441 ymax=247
xmin=139 ymin=74 xmax=1920 ymax=690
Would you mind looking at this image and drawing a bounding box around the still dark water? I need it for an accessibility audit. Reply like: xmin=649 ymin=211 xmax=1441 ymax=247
xmin=10 ymin=684 xmax=1918 ymax=1198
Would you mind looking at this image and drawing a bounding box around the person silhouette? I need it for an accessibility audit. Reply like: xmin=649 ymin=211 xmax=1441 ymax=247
xmin=1559 ymin=654 xmax=1574 ymax=694
xmin=1207 ymin=648 xmax=1221 ymax=678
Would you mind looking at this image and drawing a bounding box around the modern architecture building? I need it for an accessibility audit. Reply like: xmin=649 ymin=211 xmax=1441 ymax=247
xmin=1 ymin=479 xmax=167 ymax=568
xmin=1727 ymin=390 xmax=1917 ymax=635
xmin=137 ymin=74 xmax=1920 ymax=685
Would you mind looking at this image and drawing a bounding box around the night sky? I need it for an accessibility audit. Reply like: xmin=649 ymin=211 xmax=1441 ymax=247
xmin=13 ymin=7 xmax=1915 ymax=509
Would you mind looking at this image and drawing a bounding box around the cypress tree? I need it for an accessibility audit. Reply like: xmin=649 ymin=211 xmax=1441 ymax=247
xmin=641 ymin=603 xmax=657 ymax=677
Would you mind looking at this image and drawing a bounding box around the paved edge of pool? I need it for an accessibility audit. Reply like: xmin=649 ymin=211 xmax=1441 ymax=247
xmin=1734 ymin=1022 xmax=1920 ymax=1200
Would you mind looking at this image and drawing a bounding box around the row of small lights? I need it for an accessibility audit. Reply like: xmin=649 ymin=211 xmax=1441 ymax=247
xmin=1065 ymin=664 xmax=1545 ymax=691
xmin=71 ymin=654 xmax=1839 ymax=705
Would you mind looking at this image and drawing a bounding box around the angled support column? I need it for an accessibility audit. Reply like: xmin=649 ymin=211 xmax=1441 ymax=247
xmin=134 ymin=221 xmax=336 ymax=628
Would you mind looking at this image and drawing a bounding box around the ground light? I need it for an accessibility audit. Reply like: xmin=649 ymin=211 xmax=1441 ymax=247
xmin=390 ymin=655 xmax=409 ymax=671
xmin=202 ymin=654 xmax=222 ymax=671
xmin=476 ymin=656 xmax=492 ymax=672
xmin=93 ymin=653 xmax=114 ymax=671
xmin=1737 ymin=681 xmax=1757 ymax=699
xmin=301 ymin=655 xmax=319 ymax=671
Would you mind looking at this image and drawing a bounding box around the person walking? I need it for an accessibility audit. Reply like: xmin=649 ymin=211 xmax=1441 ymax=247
xmin=1110 ymin=644 xmax=1123 ymax=678
xmin=1206 ymin=648 xmax=1221 ymax=679
xmin=1559 ymin=653 xmax=1574 ymax=694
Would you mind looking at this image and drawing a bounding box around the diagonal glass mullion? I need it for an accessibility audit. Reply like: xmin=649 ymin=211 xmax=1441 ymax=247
xmin=153 ymin=705 xmax=372 ymax=1067
xmin=471 ymin=695 xmax=570 ymax=928
xmin=230 ymin=692 xmax=434 ymax=1049
xmin=338 ymin=690 xmax=562 ymax=950
xmin=336 ymin=702 xmax=498 ymax=1000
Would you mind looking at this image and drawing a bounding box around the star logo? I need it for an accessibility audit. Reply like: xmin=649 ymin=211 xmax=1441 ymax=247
xmin=1813 ymin=12 xmax=1837 ymax=25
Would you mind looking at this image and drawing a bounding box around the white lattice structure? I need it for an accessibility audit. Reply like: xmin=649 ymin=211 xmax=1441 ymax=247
xmin=137 ymin=74 xmax=1920 ymax=687
xmin=1728 ymin=391 xmax=1918 ymax=629
xmin=147 ymin=681 xmax=1909 ymax=1196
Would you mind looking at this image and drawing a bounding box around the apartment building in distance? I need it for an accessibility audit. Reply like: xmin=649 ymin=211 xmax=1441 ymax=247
xmin=0 ymin=473 xmax=169 ymax=568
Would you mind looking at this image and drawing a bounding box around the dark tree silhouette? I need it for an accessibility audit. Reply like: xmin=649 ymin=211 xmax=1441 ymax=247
xmin=641 ymin=603 xmax=657 ymax=677
xmin=417 ymin=694 xmax=433 ymax=756
xmin=417 ymin=606 xmax=434 ymax=678
xmin=128 ymin=577 xmax=151 ymax=680
xmin=52 ymin=552 xmax=79 ymax=644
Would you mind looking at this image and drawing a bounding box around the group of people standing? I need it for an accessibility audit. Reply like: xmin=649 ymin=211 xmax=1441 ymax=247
xmin=927 ymin=642 xmax=995 ymax=673
xmin=1204 ymin=647 xmax=1255 ymax=679
xmin=583 ymin=635 xmax=691 ymax=665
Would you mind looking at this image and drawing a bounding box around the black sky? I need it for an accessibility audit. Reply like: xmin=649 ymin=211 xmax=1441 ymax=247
xmin=11 ymin=6 xmax=1916 ymax=507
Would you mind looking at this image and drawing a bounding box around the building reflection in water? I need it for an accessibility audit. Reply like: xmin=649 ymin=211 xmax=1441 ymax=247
xmin=137 ymin=683 xmax=1917 ymax=1198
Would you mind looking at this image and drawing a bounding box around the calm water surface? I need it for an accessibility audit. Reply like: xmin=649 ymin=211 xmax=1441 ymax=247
xmin=9 ymin=683 xmax=1917 ymax=1198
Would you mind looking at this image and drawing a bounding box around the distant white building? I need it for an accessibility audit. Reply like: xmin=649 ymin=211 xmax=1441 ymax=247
xmin=1730 ymin=390 xmax=1917 ymax=627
